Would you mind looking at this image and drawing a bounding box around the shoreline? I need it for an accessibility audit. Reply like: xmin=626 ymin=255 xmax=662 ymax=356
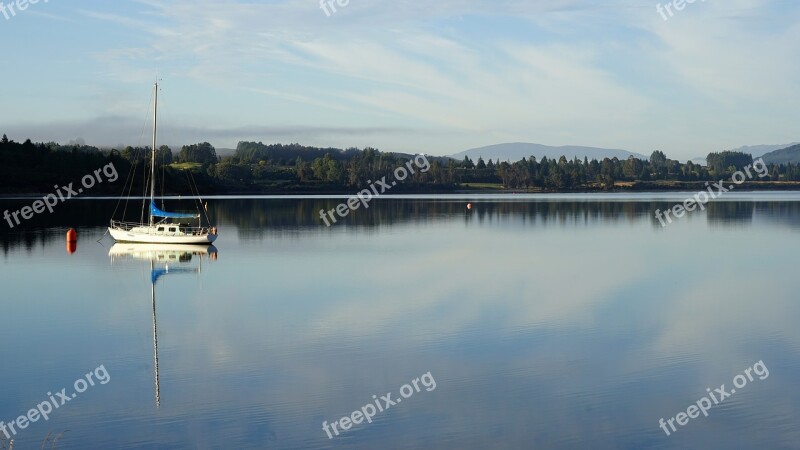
xmin=3 ymin=184 xmax=800 ymax=200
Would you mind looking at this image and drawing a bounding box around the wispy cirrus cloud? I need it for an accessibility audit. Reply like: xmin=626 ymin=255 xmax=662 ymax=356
xmin=2 ymin=0 xmax=798 ymax=157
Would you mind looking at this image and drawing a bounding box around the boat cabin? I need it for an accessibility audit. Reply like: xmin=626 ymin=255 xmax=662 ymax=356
xmin=156 ymin=225 xmax=183 ymax=236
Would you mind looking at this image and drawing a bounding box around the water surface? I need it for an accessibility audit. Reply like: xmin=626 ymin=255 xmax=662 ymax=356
xmin=1 ymin=194 xmax=799 ymax=449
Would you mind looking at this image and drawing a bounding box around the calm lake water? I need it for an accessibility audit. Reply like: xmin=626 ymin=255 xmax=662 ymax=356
xmin=1 ymin=193 xmax=799 ymax=449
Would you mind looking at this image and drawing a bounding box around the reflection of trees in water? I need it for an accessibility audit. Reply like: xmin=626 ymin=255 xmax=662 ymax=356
xmin=209 ymin=199 xmax=800 ymax=237
xmin=707 ymin=201 xmax=800 ymax=228
xmin=4 ymin=198 xmax=800 ymax=253
xmin=754 ymin=202 xmax=800 ymax=230
xmin=0 ymin=199 xmax=119 ymax=256
xmin=707 ymin=202 xmax=755 ymax=226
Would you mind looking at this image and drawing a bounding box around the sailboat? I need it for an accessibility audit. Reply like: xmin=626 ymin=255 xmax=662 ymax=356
xmin=108 ymin=81 xmax=218 ymax=244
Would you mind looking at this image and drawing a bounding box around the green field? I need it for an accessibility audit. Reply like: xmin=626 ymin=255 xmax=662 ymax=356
xmin=460 ymin=182 xmax=505 ymax=190
xmin=169 ymin=162 xmax=203 ymax=171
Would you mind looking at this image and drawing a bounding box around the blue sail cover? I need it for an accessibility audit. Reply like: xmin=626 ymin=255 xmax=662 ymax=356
xmin=150 ymin=202 xmax=200 ymax=219
xmin=152 ymin=267 xmax=198 ymax=284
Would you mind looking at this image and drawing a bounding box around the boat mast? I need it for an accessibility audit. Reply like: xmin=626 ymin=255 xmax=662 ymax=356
xmin=150 ymin=81 xmax=158 ymax=227
xmin=151 ymin=259 xmax=161 ymax=408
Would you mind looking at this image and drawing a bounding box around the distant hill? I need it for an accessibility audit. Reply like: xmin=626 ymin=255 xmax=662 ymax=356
xmin=761 ymin=144 xmax=800 ymax=165
xmin=689 ymin=157 xmax=707 ymax=166
xmin=726 ymin=143 xmax=798 ymax=157
xmin=451 ymin=143 xmax=647 ymax=163
xmin=216 ymin=147 xmax=237 ymax=158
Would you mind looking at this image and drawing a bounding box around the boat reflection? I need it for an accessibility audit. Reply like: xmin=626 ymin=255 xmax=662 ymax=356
xmin=109 ymin=243 xmax=218 ymax=263
xmin=109 ymin=243 xmax=218 ymax=407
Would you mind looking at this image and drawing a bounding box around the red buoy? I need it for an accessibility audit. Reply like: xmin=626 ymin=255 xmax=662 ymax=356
xmin=66 ymin=228 xmax=77 ymax=255
xmin=467 ymin=203 xmax=473 ymax=210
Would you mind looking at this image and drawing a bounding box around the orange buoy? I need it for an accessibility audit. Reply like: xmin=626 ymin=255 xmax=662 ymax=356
xmin=467 ymin=203 xmax=473 ymax=210
xmin=66 ymin=229 xmax=77 ymax=255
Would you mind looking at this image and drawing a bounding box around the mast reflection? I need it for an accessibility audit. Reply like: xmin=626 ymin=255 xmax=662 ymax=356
xmin=109 ymin=244 xmax=218 ymax=407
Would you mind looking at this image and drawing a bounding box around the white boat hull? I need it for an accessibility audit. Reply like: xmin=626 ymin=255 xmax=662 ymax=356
xmin=108 ymin=243 xmax=216 ymax=259
xmin=109 ymin=227 xmax=217 ymax=244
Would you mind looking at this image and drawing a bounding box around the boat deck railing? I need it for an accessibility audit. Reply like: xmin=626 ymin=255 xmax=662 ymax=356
xmin=110 ymin=220 xmax=215 ymax=236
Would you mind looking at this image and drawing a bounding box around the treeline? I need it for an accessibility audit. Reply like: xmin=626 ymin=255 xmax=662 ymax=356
xmin=207 ymin=142 xmax=454 ymax=190
xmin=4 ymin=133 xmax=800 ymax=195
xmin=0 ymin=135 xmax=210 ymax=194
xmin=0 ymin=134 xmax=130 ymax=193
xmin=464 ymin=150 xmax=798 ymax=189
xmin=209 ymin=143 xmax=800 ymax=190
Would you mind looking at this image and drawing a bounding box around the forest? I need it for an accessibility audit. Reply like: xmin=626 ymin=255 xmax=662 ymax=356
xmin=2 ymin=134 xmax=800 ymax=195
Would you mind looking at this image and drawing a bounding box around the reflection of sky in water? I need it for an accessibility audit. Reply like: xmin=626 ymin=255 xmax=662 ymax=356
xmin=0 ymin=196 xmax=799 ymax=449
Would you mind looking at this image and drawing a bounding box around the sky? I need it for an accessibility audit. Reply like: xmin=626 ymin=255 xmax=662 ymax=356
xmin=0 ymin=0 xmax=798 ymax=160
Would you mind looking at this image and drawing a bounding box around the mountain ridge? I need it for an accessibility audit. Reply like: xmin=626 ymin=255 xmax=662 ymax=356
xmin=451 ymin=142 xmax=648 ymax=162
xmin=760 ymin=144 xmax=800 ymax=165
xmin=726 ymin=143 xmax=799 ymax=157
